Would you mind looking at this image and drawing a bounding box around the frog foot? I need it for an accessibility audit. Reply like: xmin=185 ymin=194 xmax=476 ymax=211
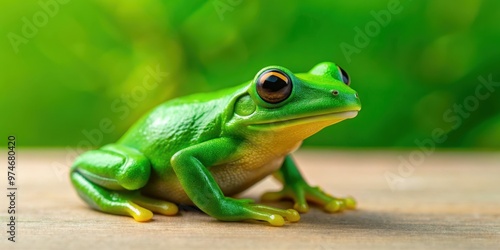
xmin=93 ymin=190 xmax=179 ymax=222
xmin=220 ymin=198 xmax=300 ymax=226
xmin=72 ymin=171 xmax=178 ymax=222
xmin=261 ymin=182 xmax=356 ymax=213
xmin=246 ymin=204 xmax=300 ymax=226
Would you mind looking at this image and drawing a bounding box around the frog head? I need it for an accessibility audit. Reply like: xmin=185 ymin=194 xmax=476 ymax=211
xmin=227 ymin=62 xmax=361 ymax=142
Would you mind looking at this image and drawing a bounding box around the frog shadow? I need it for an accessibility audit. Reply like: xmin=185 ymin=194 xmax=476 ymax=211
xmin=187 ymin=200 xmax=447 ymax=233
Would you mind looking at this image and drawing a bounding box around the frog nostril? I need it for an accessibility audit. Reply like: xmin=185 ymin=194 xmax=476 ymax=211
xmin=331 ymin=90 xmax=339 ymax=96
xmin=355 ymin=93 xmax=359 ymax=98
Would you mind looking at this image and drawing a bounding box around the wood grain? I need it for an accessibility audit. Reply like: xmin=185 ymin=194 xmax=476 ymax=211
xmin=1 ymin=149 xmax=499 ymax=249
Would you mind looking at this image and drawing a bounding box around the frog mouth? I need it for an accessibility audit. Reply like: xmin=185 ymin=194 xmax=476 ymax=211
xmin=248 ymin=110 xmax=359 ymax=130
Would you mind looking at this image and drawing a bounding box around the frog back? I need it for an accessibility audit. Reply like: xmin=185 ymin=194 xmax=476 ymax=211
xmin=118 ymin=90 xmax=237 ymax=169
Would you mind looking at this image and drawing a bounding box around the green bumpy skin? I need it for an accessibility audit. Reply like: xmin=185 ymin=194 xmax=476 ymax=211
xmin=70 ymin=62 xmax=361 ymax=226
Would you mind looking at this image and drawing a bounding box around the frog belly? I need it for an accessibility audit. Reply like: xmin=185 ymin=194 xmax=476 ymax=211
xmin=142 ymin=155 xmax=285 ymax=205
xmin=212 ymin=155 xmax=285 ymax=196
xmin=142 ymin=138 xmax=302 ymax=204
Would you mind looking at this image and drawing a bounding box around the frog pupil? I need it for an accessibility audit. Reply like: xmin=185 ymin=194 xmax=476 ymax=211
xmin=263 ymin=75 xmax=287 ymax=92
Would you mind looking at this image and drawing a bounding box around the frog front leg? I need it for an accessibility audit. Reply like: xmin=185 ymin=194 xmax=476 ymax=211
xmin=70 ymin=144 xmax=178 ymax=221
xmin=171 ymin=138 xmax=300 ymax=226
xmin=262 ymin=155 xmax=356 ymax=213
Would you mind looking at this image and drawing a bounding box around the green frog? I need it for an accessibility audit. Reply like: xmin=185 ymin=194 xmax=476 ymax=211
xmin=70 ymin=62 xmax=361 ymax=226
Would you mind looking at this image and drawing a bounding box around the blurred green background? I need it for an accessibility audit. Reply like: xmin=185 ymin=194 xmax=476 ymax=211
xmin=1 ymin=0 xmax=499 ymax=149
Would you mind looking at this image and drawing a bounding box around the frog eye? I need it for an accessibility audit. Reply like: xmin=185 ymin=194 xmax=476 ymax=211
xmin=338 ymin=66 xmax=350 ymax=86
xmin=256 ymin=70 xmax=292 ymax=104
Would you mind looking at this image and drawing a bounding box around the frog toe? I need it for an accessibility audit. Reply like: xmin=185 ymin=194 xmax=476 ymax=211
xmin=262 ymin=214 xmax=285 ymax=226
xmin=285 ymin=209 xmax=300 ymax=222
xmin=247 ymin=210 xmax=286 ymax=226
xmin=131 ymin=196 xmax=179 ymax=216
xmin=324 ymin=200 xmax=343 ymax=213
xmin=249 ymin=204 xmax=300 ymax=224
xmin=293 ymin=202 xmax=310 ymax=213
xmin=343 ymin=196 xmax=357 ymax=210
xmin=261 ymin=190 xmax=286 ymax=202
xmin=125 ymin=202 xmax=154 ymax=222
xmin=268 ymin=214 xmax=285 ymax=226
xmin=262 ymin=187 xmax=310 ymax=213
xmin=321 ymin=197 xmax=356 ymax=213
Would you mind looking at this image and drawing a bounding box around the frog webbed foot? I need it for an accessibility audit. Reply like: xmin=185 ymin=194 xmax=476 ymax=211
xmin=261 ymin=181 xmax=356 ymax=213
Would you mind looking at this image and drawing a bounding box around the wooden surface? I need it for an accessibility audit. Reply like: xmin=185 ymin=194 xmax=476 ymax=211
xmin=1 ymin=150 xmax=499 ymax=249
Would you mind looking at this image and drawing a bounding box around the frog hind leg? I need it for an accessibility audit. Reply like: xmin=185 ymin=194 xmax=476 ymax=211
xmin=70 ymin=144 xmax=178 ymax=222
